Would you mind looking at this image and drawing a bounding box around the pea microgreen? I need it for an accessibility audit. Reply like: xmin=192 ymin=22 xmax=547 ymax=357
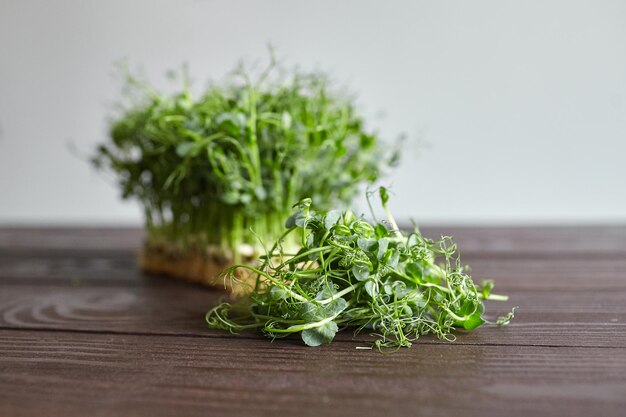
xmin=206 ymin=188 xmax=515 ymax=350
xmin=93 ymin=53 xmax=397 ymax=260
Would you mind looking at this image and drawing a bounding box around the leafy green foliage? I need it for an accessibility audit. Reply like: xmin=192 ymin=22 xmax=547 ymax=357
xmin=93 ymin=55 xmax=395 ymax=257
xmin=206 ymin=189 xmax=514 ymax=350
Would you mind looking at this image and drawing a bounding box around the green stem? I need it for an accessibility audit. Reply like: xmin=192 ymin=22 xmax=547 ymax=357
xmin=246 ymin=84 xmax=263 ymax=187
xmin=317 ymin=282 xmax=362 ymax=305
xmin=273 ymin=246 xmax=333 ymax=270
xmin=483 ymin=293 xmax=509 ymax=301
xmin=270 ymin=309 xmax=344 ymax=333
xmin=383 ymin=203 xmax=401 ymax=237
xmin=394 ymin=270 xmax=453 ymax=294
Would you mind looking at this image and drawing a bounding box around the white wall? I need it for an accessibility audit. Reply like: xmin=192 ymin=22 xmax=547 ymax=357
xmin=1 ymin=0 xmax=625 ymax=225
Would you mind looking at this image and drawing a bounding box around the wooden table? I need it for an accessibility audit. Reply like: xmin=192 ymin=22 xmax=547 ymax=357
xmin=1 ymin=227 xmax=625 ymax=417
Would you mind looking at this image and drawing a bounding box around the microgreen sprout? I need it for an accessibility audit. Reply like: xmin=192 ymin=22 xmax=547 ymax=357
xmin=93 ymin=53 xmax=396 ymax=262
xmin=206 ymin=188 xmax=514 ymax=350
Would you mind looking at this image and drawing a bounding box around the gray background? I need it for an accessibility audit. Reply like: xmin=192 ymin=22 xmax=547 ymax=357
xmin=1 ymin=0 xmax=625 ymax=225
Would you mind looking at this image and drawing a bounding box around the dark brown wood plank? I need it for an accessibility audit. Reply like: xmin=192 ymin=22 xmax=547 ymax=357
xmin=1 ymin=227 xmax=624 ymax=416
xmin=1 ymin=329 xmax=624 ymax=417
xmin=465 ymin=256 xmax=626 ymax=290
xmin=422 ymin=225 xmax=626 ymax=257
xmin=2 ymin=226 xmax=626 ymax=256
xmin=0 ymin=283 xmax=623 ymax=348
xmin=0 ymin=227 xmax=143 ymax=251
xmin=3 ymin=250 xmax=626 ymax=290
xmin=0 ymin=249 xmax=142 ymax=285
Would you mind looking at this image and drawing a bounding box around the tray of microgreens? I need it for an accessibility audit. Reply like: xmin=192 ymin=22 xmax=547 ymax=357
xmin=93 ymin=54 xmax=396 ymax=287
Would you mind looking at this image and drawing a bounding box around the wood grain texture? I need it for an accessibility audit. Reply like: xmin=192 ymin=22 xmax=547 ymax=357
xmin=1 ymin=330 xmax=625 ymax=417
xmin=0 ymin=284 xmax=624 ymax=348
xmin=3 ymin=225 xmax=626 ymax=255
xmin=0 ymin=227 xmax=144 ymax=251
xmin=3 ymin=250 xmax=626 ymax=290
xmin=1 ymin=227 xmax=625 ymax=417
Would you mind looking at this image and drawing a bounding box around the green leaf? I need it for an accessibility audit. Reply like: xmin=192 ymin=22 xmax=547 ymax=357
xmin=176 ymin=142 xmax=196 ymax=157
xmin=301 ymin=321 xmax=338 ymax=346
xmin=285 ymin=210 xmax=306 ymax=228
xmin=480 ymin=280 xmax=494 ymax=299
xmin=215 ymin=113 xmax=241 ymax=136
xmin=379 ymin=187 xmax=389 ymax=205
xmin=364 ymin=279 xmax=379 ymax=298
xmin=357 ymin=237 xmax=376 ymax=252
xmin=382 ymin=249 xmax=400 ymax=269
xmin=315 ymin=286 xmax=336 ymax=301
xmin=292 ymin=198 xmax=312 ymax=209
xmin=324 ymin=210 xmax=342 ymax=229
xmin=455 ymin=301 xmax=485 ymax=330
xmin=332 ymin=224 xmax=352 ymax=236
xmin=403 ymin=304 xmax=413 ymax=316
xmin=270 ymin=286 xmax=289 ymax=301
xmin=351 ymin=262 xmax=370 ymax=281
xmin=352 ymin=220 xmax=374 ymax=237
xmin=342 ymin=210 xmax=356 ymax=226
xmin=377 ymin=238 xmax=389 ymax=259
xmin=405 ymin=262 xmax=423 ymax=279
xmin=374 ymin=224 xmax=389 ymax=239
xmin=300 ymin=297 xmax=347 ymax=322
xmin=462 ymin=313 xmax=485 ymax=330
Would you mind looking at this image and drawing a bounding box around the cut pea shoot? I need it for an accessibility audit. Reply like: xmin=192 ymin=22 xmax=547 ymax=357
xmin=206 ymin=188 xmax=515 ymax=350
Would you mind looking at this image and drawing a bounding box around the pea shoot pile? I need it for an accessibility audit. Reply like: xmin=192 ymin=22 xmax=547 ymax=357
xmin=93 ymin=56 xmax=393 ymax=261
xmin=206 ymin=188 xmax=514 ymax=350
